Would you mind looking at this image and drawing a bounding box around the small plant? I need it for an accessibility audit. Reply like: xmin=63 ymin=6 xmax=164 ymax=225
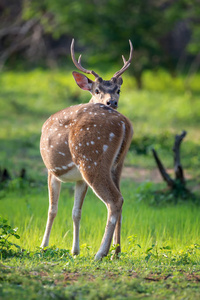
xmin=145 ymin=243 xmax=172 ymax=262
xmin=0 ymin=216 xmax=21 ymax=258
xmin=127 ymin=235 xmax=141 ymax=254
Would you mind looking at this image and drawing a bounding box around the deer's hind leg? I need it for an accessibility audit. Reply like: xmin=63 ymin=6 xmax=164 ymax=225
xmin=111 ymin=162 xmax=124 ymax=256
xmin=82 ymin=170 xmax=124 ymax=260
xmin=41 ymin=172 xmax=61 ymax=247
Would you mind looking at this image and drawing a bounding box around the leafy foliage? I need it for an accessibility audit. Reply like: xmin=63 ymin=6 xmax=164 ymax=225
xmin=0 ymin=217 xmax=21 ymax=258
xmin=22 ymin=0 xmax=177 ymax=87
xmin=2 ymin=1 xmax=200 ymax=88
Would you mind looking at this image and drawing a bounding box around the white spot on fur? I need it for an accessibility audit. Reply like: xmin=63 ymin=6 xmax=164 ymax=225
xmin=64 ymin=141 xmax=68 ymax=145
xmin=62 ymin=166 xmax=67 ymax=170
xmin=103 ymin=145 xmax=108 ymax=152
xmin=68 ymin=162 xmax=75 ymax=168
xmin=86 ymin=142 xmax=89 ymax=146
xmin=91 ymin=141 xmax=95 ymax=145
xmin=109 ymin=132 xmax=115 ymax=141
xmin=94 ymin=124 xmax=97 ymax=127
xmin=50 ymin=145 xmax=54 ymax=148
xmin=94 ymin=162 xmax=97 ymax=166
xmin=87 ymin=128 xmax=89 ymax=130
xmin=58 ymin=152 xmax=65 ymax=156
xmin=55 ymin=167 xmax=62 ymax=170
xmin=97 ymin=137 xmax=100 ymax=140
xmin=79 ymin=143 xmax=82 ymax=146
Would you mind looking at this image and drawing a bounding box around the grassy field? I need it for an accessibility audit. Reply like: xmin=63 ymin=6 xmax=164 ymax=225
xmin=0 ymin=68 xmax=200 ymax=299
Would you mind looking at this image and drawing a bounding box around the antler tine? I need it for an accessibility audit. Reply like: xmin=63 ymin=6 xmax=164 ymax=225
xmin=78 ymin=54 xmax=82 ymax=64
xmin=113 ymin=40 xmax=133 ymax=78
xmin=71 ymin=38 xmax=99 ymax=78
xmin=122 ymin=55 xmax=126 ymax=64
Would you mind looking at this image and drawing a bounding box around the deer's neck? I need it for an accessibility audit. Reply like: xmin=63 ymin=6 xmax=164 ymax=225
xmin=89 ymin=97 xmax=96 ymax=104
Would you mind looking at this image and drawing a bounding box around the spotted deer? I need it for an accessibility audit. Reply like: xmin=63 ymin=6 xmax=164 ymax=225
xmin=40 ymin=39 xmax=133 ymax=260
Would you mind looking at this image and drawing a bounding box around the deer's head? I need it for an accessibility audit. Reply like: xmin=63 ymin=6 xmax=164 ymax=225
xmin=71 ymin=39 xmax=133 ymax=109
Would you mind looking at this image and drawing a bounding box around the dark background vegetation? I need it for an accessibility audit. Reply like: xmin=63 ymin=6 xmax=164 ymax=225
xmin=1 ymin=0 xmax=200 ymax=88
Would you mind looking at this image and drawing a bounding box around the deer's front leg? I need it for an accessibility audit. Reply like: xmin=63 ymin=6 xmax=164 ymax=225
xmin=41 ymin=172 xmax=61 ymax=247
xmin=72 ymin=180 xmax=88 ymax=255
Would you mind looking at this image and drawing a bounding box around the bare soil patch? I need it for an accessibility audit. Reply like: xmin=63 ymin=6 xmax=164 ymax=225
xmin=122 ymin=166 xmax=192 ymax=183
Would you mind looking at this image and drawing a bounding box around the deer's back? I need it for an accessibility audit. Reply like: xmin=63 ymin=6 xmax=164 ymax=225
xmin=40 ymin=103 xmax=133 ymax=180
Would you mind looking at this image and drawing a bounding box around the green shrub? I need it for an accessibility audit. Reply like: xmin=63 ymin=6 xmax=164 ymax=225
xmin=0 ymin=216 xmax=21 ymax=258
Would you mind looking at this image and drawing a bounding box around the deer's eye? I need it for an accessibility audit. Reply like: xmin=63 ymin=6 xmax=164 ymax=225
xmin=117 ymin=89 xmax=121 ymax=94
xmin=95 ymin=89 xmax=100 ymax=94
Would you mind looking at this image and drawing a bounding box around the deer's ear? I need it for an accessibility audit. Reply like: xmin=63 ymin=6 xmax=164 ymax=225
xmin=72 ymin=71 xmax=93 ymax=91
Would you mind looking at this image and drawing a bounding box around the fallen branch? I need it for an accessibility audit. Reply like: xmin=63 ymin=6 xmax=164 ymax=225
xmin=152 ymin=131 xmax=189 ymax=195
xmin=152 ymin=149 xmax=174 ymax=188
xmin=173 ymin=130 xmax=187 ymax=184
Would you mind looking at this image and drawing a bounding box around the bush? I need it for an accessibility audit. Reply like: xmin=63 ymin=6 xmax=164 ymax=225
xmin=0 ymin=216 xmax=21 ymax=258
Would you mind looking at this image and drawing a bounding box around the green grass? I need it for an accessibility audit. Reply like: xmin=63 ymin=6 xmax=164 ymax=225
xmin=1 ymin=181 xmax=200 ymax=299
xmin=0 ymin=68 xmax=200 ymax=299
xmin=1 ymin=180 xmax=200 ymax=252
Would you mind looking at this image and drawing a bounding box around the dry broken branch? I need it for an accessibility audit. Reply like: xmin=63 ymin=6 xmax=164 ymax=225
xmin=152 ymin=130 xmax=188 ymax=193
xmin=173 ymin=130 xmax=187 ymax=184
xmin=152 ymin=148 xmax=174 ymax=188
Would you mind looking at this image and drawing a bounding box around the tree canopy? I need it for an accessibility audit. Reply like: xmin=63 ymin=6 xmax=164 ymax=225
xmin=1 ymin=0 xmax=200 ymax=87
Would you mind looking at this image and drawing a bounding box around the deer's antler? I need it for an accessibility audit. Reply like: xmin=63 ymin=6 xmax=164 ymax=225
xmin=71 ymin=39 xmax=99 ymax=78
xmin=112 ymin=40 xmax=133 ymax=78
